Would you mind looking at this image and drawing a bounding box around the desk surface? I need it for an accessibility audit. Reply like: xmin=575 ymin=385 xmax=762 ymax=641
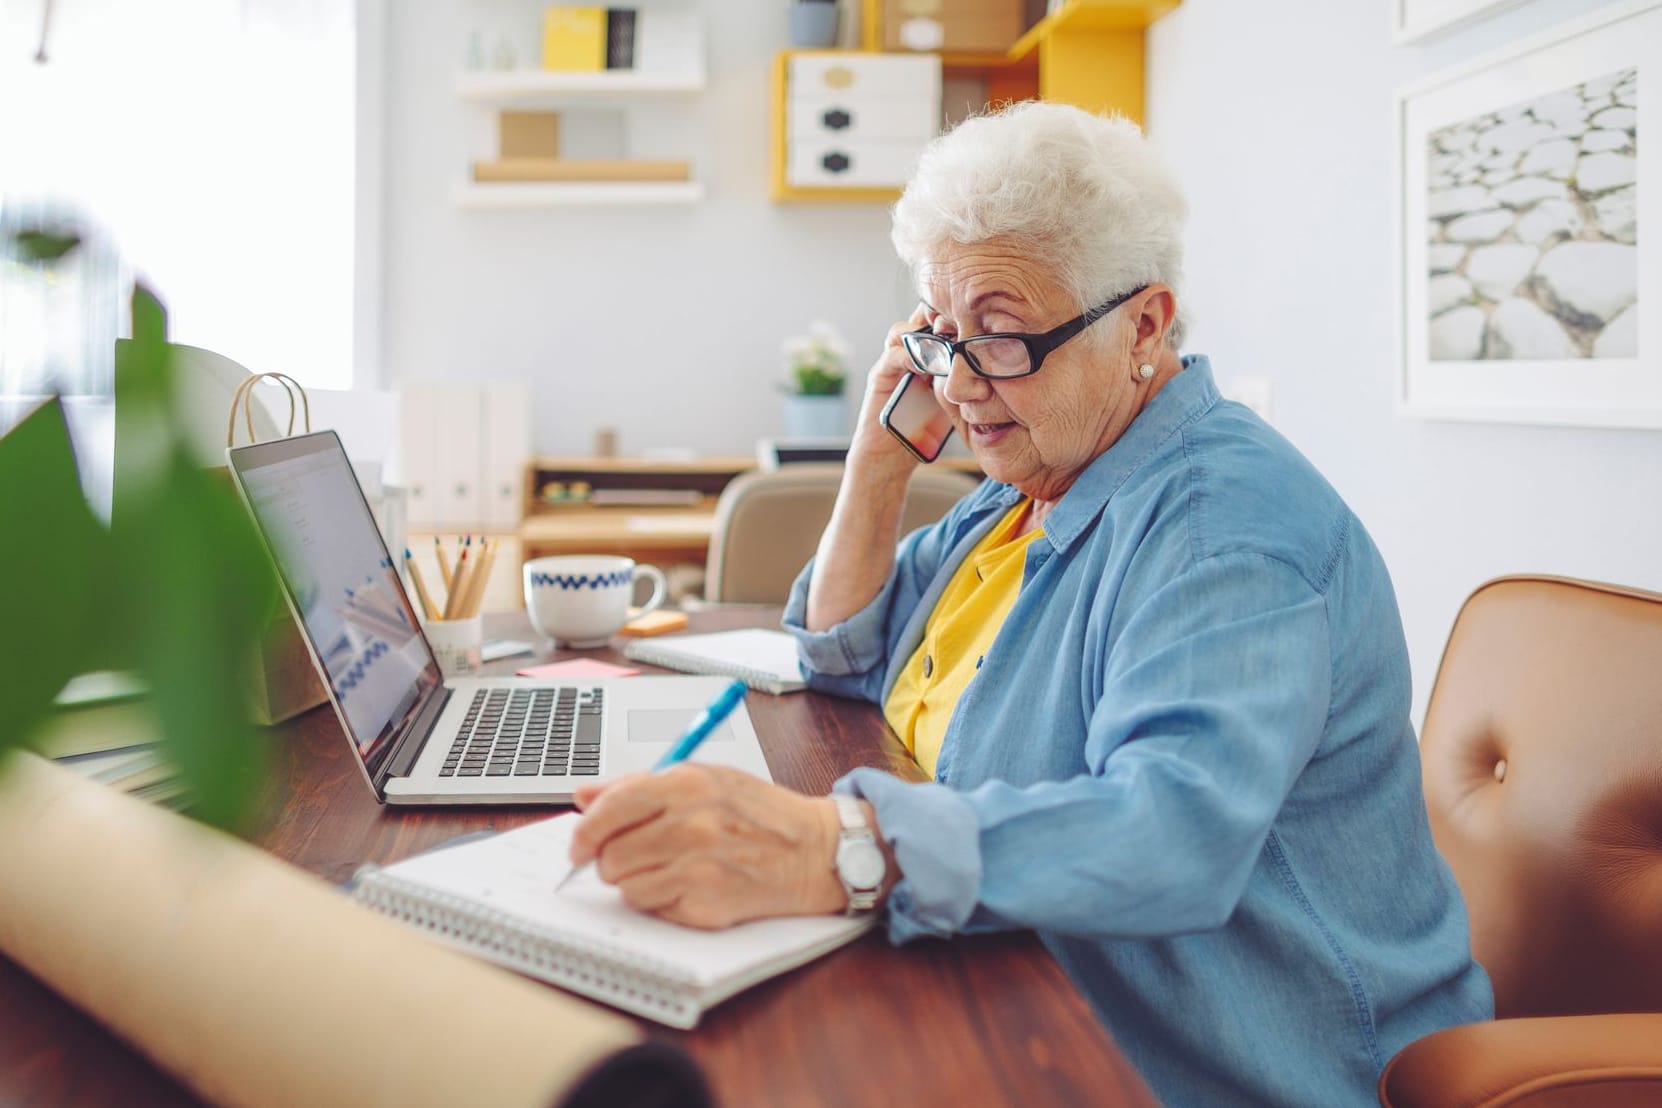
xmin=0 ymin=608 xmax=1154 ymax=1108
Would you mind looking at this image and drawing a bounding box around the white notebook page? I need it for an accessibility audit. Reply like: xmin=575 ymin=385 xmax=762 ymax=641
xmin=375 ymin=814 xmax=866 ymax=987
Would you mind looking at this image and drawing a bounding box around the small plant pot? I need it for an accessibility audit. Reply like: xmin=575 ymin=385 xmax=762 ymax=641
xmin=787 ymin=2 xmax=840 ymax=48
xmin=783 ymin=393 xmax=846 ymax=438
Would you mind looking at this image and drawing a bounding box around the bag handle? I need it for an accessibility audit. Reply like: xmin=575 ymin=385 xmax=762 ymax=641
xmin=226 ymin=372 xmax=312 ymax=447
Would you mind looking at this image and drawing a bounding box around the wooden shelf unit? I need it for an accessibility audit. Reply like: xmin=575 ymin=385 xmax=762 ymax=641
xmin=519 ymin=454 xmax=984 ymax=566
xmin=520 ymin=456 xmax=755 ymax=566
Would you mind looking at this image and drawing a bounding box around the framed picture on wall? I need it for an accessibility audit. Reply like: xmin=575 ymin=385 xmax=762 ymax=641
xmin=1393 ymin=0 xmax=1527 ymax=44
xmin=1395 ymin=0 xmax=1660 ymax=427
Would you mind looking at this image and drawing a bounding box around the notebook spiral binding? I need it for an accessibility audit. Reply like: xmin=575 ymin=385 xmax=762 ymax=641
xmin=354 ymin=872 xmax=702 ymax=1026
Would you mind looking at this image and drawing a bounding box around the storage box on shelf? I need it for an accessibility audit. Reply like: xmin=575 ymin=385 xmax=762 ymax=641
xmin=770 ymin=50 xmax=943 ymax=202
xmin=880 ymin=0 xmax=1027 ymax=53
xmin=401 ymin=381 xmax=530 ymax=614
xmin=400 ymin=382 xmax=529 ymax=533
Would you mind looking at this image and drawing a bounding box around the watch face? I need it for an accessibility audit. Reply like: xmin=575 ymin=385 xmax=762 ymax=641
xmin=838 ymin=841 xmax=885 ymax=889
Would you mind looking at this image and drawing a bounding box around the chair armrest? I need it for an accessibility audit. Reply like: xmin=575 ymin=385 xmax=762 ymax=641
xmin=1379 ymin=1013 xmax=1662 ymax=1107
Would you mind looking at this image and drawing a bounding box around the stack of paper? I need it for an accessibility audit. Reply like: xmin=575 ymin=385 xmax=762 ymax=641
xmin=36 ymin=672 xmax=187 ymax=809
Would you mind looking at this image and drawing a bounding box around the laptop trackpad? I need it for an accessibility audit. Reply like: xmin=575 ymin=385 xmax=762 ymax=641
xmin=626 ymin=710 xmax=735 ymax=743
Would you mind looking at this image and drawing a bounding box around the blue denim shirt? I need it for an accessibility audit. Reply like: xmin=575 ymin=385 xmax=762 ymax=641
xmin=783 ymin=356 xmax=1493 ymax=1107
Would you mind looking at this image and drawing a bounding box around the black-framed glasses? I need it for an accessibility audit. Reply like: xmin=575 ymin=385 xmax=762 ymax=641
xmin=901 ymin=286 xmax=1147 ymax=380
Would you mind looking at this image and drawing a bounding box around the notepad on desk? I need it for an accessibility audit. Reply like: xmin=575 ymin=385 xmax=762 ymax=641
xmin=620 ymin=628 xmax=807 ymax=694
xmin=351 ymin=815 xmax=870 ymax=1028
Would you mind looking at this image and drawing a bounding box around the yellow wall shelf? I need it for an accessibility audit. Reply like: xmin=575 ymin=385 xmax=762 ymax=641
xmin=862 ymin=0 xmax=1179 ymax=124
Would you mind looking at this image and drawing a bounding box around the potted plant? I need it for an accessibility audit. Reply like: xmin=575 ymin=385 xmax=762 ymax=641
xmin=0 ymin=223 xmax=276 ymax=833
xmin=787 ymin=0 xmax=840 ymax=49
xmin=780 ymin=320 xmax=849 ymax=439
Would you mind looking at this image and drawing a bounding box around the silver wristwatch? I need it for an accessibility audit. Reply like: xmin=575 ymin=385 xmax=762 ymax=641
xmin=831 ymin=794 xmax=886 ymax=915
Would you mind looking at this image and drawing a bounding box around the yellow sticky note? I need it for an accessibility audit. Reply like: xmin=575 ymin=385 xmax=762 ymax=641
xmin=618 ymin=610 xmax=691 ymax=638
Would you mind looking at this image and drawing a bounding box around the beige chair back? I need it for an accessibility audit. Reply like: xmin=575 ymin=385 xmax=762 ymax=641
xmin=704 ymin=464 xmax=979 ymax=604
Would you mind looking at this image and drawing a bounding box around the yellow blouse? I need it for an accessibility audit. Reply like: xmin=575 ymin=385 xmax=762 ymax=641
xmin=883 ymin=499 xmax=1042 ymax=777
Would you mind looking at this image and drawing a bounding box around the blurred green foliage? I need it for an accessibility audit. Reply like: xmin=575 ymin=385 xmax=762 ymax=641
xmin=0 ymin=264 xmax=277 ymax=832
xmin=789 ymin=364 xmax=846 ymax=396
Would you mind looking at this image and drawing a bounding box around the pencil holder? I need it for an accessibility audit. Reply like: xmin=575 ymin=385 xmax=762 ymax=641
xmin=424 ymin=614 xmax=483 ymax=675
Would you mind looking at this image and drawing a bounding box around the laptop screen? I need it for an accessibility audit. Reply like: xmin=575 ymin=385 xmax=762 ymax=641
xmin=230 ymin=432 xmax=440 ymax=780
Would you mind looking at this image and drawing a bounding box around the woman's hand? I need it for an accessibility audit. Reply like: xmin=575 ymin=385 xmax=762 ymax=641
xmin=847 ymin=302 xmax=936 ymax=469
xmin=568 ymin=766 xmax=848 ymax=929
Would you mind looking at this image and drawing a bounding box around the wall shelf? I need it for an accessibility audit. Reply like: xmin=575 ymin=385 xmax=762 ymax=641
xmin=455 ymin=68 xmax=707 ymax=102
xmin=860 ymin=0 xmax=1179 ymax=124
xmin=1007 ymin=0 xmax=1182 ymax=61
xmin=456 ymin=182 xmax=706 ymax=207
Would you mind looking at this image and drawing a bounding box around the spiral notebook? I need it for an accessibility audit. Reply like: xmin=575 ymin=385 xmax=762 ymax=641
xmin=351 ymin=814 xmax=870 ymax=1028
xmin=620 ymin=628 xmax=807 ymax=694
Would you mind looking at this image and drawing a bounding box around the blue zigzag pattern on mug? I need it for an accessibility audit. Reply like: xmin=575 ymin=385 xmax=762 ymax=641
xmin=530 ymin=570 xmax=632 ymax=590
xmin=334 ymin=639 xmax=390 ymax=701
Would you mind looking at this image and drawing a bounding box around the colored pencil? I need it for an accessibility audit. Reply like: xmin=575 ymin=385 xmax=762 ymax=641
xmin=434 ymin=536 xmax=453 ymax=592
xmin=404 ymin=549 xmax=440 ymax=621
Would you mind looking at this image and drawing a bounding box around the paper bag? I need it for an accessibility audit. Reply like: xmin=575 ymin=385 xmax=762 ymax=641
xmin=223 ymin=372 xmax=328 ymax=725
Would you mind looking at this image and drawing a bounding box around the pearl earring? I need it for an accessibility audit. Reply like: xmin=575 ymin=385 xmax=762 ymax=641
xmin=1137 ymin=363 xmax=1155 ymax=381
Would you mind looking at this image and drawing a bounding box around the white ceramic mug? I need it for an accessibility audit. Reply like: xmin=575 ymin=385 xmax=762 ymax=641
xmin=523 ymin=555 xmax=667 ymax=648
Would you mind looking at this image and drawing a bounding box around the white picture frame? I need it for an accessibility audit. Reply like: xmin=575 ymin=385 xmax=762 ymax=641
xmin=1394 ymin=0 xmax=1660 ymax=427
xmin=1393 ymin=0 xmax=1527 ymax=45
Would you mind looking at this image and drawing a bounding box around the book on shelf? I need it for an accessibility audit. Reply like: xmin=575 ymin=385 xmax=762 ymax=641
xmin=621 ymin=628 xmax=807 ymax=695
xmin=542 ymin=7 xmax=607 ymax=72
xmin=351 ymin=814 xmax=870 ymax=1028
xmin=605 ymin=8 xmax=637 ymax=69
xmin=472 ymin=158 xmax=691 ymax=184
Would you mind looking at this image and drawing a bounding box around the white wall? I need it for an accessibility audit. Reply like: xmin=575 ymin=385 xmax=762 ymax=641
xmin=380 ymin=1 xmax=918 ymax=457
xmin=1146 ymin=0 xmax=1662 ymax=722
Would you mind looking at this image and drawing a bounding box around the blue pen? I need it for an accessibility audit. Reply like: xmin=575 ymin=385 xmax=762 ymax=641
xmin=556 ymin=679 xmax=748 ymax=892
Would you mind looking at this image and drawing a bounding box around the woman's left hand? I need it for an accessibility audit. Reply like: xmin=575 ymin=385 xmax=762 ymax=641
xmin=568 ymin=766 xmax=847 ymax=929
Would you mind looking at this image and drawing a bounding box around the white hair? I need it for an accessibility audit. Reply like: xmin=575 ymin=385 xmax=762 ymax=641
xmin=891 ymin=101 xmax=1190 ymax=350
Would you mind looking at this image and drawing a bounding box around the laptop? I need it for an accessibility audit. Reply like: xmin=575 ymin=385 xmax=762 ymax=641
xmin=227 ymin=430 xmax=772 ymax=805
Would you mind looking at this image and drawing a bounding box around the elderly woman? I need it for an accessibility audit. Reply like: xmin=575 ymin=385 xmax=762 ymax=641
xmin=569 ymin=102 xmax=1492 ymax=1105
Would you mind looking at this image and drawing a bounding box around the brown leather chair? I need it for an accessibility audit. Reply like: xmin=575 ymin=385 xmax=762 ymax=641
xmin=1379 ymin=576 xmax=1662 ymax=1107
xmin=703 ymin=464 xmax=979 ymax=603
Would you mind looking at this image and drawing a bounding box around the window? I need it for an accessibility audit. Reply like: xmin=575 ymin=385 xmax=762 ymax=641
xmin=1 ymin=0 xmax=358 ymax=395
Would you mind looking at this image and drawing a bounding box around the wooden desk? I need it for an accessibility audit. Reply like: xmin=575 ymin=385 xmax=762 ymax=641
xmin=0 ymin=608 xmax=1154 ymax=1108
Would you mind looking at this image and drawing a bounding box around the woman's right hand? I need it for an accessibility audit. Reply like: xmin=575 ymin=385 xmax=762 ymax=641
xmin=847 ymin=302 xmax=934 ymax=470
xmin=806 ymin=303 xmax=934 ymax=630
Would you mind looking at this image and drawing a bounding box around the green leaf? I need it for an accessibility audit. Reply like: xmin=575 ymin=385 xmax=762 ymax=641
xmin=116 ymin=449 xmax=277 ymax=831
xmin=5 ymin=229 xmax=81 ymax=264
xmin=0 ymin=398 xmax=113 ymax=753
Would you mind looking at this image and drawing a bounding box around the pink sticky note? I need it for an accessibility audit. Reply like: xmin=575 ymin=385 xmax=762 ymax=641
xmin=516 ymin=658 xmax=640 ymax=679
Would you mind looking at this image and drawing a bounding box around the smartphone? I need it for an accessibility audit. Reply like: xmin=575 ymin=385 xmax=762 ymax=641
xmin=879 ymin=372 xmax=955 ymax=463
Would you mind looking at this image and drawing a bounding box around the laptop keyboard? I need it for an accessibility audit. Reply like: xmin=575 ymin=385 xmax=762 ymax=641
xmin=439 ymin=686 xmax=604 ymax=778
